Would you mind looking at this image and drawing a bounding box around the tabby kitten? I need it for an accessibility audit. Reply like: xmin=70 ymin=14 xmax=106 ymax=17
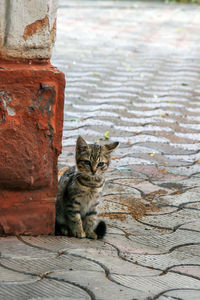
xmin=55 ymin=136 xmax=119 ymax=239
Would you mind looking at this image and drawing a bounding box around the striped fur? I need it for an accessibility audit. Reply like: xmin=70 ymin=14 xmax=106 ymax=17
xmin=56 ymin=136 xmax=119 ymax=239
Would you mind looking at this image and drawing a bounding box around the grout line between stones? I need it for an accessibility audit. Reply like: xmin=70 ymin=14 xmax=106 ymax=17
xmin=103 ymin=240 xmax=163 ymax=273
xmin=46 ymin=275 xmax=96 ymax=300
xmin=108 ymin=225 xmax=131 ymax=239
xmin=136 ymin=219 xmax=175 ymax=231
xmin=153 ymin=288 xmax=200 ymax=300
xmin=169 ymin=243 xmax=200 ymax=254
xmin=104 ymin=239 xmax=200 ymax=283
xmin=0 ymin=262 xmax=95 ymax=300
xmin=165 ymin=264 xmax=200 ymax=281
xmin=17 ymin=236 xmax=131 ymax=290
xmin=106 ymin=181 xmax=144 ymax=195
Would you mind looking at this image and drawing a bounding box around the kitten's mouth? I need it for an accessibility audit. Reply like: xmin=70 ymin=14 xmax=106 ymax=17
xmin=78 ymin=172 xmax=103 ymax=181
xmin=91 ymin=174 xmax=101 ymax=180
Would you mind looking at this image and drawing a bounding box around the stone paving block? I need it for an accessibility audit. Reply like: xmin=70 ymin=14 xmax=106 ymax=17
xmin=109 ymin=178 xmax=171 ymax=197
xmin=138 ymin=208 xmax=200 ymax=230
xmin=165 ymin=164 xmax=200 ymax=177
xmin=30 ymin=298 xmax=76 ymax=300
xmin=145 ymin=205 xmax=178 ymax=216
xmin=104 ymin=233 xmax=166 ymax=255
xmin=135 ymin=142 xmax=198 ymax=156
xmin=106 ymin=168 xmax=149 ymax=181
xmin=152 ymin=178 xmax=200 ymax=191
xmin=20 ymin=236 xmax=114 ymax=253
xmin=66 ymin=247 xmax=160 ymax=277
xmin=0 ymin=237 xmax=49 ymax=259
xmin=106 ymin=226 xmax=125 ymax=236
xmin=158 ymin=189 xmax=200 ymax=206
xmin=193 ymin=174 xmax=200 ymax=179
xmin=0 ymin=253 xmax=103 ymax=275
xmin=183 ymin=202 xmax=200 ymax=210
xmin=169 ymin=265 xmax=200 ymax=280
xmin=99 ymin=197 xmax=130 ymax=216
xmin=49 ymin=269 xmax=146 ymax=300
xmin=99 ymin=194 xmax=147 ymax=221
xmin=115 ymin=145 xmax=161 ymax=157
xmin=165 ymin=152 xmax=200 ymax=164
xmin=0 ymin=278 xmax=90 ymax=300
xmin=111 ymin=273 xmax=200 ymax=298
xmin=124 ymin=248 xmax=200 ymax=270
xmin=0 ymin=265 xmax=35 ymax=283
xmin=159 ymin=289 xmax=200 ymax=300
xmin=123 ymin=165 xmax=186 ymax=182
xmin=175 ymin=245 xmax=200 ymax=257
xmin=103 ymin=181 xmax=141 ymax=198
xmin=128 ymin=230 xmax=200 ymax=254
xmin=178 ymin=220 xmax=200 ymax=232
xmin=107 ymin=178 xmax=148 ymax=189
xmin=105 ymin=215 xmax=172 ymax=236
xmin=131 ymin=153 xmax=193 ymax=168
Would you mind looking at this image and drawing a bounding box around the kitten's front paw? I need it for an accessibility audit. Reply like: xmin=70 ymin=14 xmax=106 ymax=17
xmin=72 ymin=230 xmax=86 ymax=239
xmin=86 ymin=231 xmax=98 ymax=240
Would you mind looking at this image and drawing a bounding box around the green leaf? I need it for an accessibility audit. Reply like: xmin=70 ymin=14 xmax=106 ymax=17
xmin=104 ymin=131 xmax=110 ymax=140
xmin=145 ymin=227 xmax=151 ymax=231
xmin=92 ymin=72 xmax=100 ymax=77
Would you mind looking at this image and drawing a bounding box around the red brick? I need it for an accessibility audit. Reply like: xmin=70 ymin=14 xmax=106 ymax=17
xmin=0 ymin=62 xmax=65 ymax=235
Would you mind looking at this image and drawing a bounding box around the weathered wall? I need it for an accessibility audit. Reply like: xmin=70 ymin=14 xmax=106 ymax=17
xmin=0 ymin=0 xmax=65 ymax=235
xmin=0 ymin=0 xmax=58 ymax=61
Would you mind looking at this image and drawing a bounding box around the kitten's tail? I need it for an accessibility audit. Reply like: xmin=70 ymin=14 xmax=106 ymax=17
xmin=55 ymin=220 xmax=61 ymax=236
xmin=94 ymin=221 xmax=106 ymax=239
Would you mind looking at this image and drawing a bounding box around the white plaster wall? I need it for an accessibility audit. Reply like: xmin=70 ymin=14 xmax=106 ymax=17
xmin=0 ymin=0 xmax=58 ymax=61
xmin=0 ymin=0 xmax=7 ymax=49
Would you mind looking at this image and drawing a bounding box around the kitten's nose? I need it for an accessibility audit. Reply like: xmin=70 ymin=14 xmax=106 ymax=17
xmin=91 ymin=167 xmax=97 ymax=175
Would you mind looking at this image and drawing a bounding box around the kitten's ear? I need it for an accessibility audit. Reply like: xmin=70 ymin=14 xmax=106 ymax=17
xmin=103 ymin=141 xmax=119 ymax=153
xmin=76 ymin=136 xmax=88 ymax=153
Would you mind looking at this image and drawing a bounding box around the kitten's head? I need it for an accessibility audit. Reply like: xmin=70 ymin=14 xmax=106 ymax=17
xmin=76 ymin=136 xmax=119 ymax=176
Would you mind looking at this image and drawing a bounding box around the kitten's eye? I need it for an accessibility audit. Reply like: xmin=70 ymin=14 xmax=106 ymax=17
xmin=97 ymin=162 xmax=104 ymax=167
xmin=84 ymin=160 xmax=91 ymax=166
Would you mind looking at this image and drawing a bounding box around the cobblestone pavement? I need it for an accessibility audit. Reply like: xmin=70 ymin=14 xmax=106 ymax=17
xmin=1 ymin=1 xmax=200 ymax=299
